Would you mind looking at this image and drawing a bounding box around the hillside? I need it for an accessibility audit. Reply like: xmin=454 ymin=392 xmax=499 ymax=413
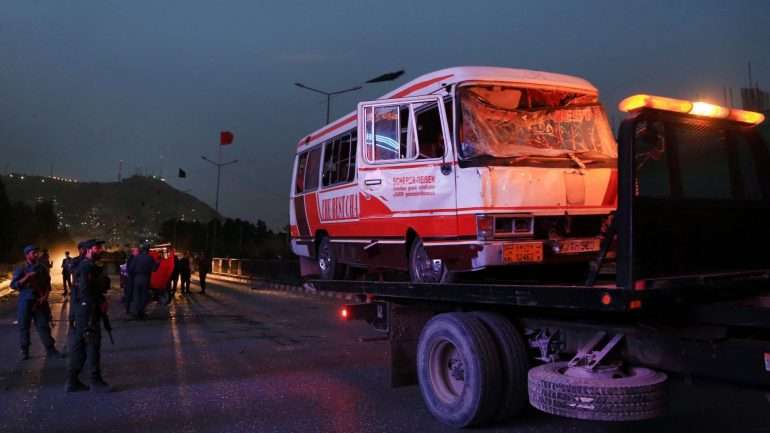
xmin=2 ymin=174 xmax=219 ymax=246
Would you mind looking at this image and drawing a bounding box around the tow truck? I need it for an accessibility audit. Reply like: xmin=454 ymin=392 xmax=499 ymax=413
xmin=312 ymin=94 xmax=770 ymax=426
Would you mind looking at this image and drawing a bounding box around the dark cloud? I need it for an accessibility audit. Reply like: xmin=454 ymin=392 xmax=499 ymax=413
xmin=1 ymin=0 xmax=768 ymax=229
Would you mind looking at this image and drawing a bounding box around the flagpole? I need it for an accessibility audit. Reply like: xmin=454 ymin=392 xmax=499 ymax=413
xmin=215 ymin=143 xmax=222 ymax=213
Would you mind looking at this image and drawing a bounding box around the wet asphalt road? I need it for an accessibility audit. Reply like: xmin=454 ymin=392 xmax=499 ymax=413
xmin=0 ymin=276 xmax=769 ymax=433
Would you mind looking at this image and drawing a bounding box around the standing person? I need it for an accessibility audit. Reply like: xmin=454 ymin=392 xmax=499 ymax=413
xmin=197 ymin=252 xmax=211 ymax=294
xmin=127 ymin=244 xmax=158 ymax=318
xmin=170 ymin=254 xmax=180 ymax=294
xmin=123 ymin=247 xmax=139 ymax=314
xmin=178 ymin=253 xmax=191 ymax=295
xmin=66 ymin=239 xmax=111 ymax=392
xmin=40 ymin=249 xmax=53 ymax=271
xmin=61 ymin=251 xmax=73 ymax=297
xmin=68 ymin=242 xmax=87 ymax=328
xmin=11 ymin=245 xmax=62 ymax=360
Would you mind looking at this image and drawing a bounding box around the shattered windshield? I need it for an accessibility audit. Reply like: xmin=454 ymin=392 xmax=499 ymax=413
xmin=459 ymin=85 xmax=618 ymax=161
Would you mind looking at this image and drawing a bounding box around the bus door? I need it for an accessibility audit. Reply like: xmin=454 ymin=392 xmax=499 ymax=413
xmin=356 ymin=95 xmax=457 ymax=242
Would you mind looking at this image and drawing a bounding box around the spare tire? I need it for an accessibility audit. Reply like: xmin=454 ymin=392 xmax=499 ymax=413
xmin=528 ymin=362 xmax=667 ymax=421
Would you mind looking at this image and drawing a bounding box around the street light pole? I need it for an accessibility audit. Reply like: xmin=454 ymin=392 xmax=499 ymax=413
xmin=294 ymin=83 xmax=363 ymax=124
xmin=201 ymin=155 xmax=238 ymax=214
xmin=201 ymin=153 xmax=237 ymax=256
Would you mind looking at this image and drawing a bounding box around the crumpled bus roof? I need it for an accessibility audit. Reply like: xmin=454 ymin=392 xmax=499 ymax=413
xmin=297 ymin=66 xmax=598 ymax=150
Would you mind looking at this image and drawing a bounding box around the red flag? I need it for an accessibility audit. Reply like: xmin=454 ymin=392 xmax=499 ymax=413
xmin=220 ymin=131 xmax=234 ymax=146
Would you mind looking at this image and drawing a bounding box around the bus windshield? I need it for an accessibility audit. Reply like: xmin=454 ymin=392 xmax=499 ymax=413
xmin=459 ymin=85 xmax=618 ymax=161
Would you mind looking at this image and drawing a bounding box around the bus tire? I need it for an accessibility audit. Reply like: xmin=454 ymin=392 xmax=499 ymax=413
xmin=528 ymin=362 xmax=668 ymax=421
xmin=409 ymin=237 xmax=453 ymax=283
xmin=472 ymin=312 xmax=529 ymax=421
xmin=417 ymin=313 xmax=502 ymax=427
xmin=317 ymin=235 xmax=344 ymax=280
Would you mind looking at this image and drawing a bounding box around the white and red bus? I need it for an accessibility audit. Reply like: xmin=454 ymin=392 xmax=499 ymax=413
xmin=290 ymin=67 xmax=618 ymax=282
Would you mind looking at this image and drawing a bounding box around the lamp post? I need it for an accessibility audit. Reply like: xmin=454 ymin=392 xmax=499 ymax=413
xmin=200 ymin=155 xmax=238 ymax=214
xmin=201 ymin=152 xmax=237 ymax=256
xmin=293 ymin=83 xmax=362 ymax=124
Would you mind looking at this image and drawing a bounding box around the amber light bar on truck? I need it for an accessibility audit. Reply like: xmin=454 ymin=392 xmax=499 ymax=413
xmin=618 ymin=94 xmax=765 ymax=126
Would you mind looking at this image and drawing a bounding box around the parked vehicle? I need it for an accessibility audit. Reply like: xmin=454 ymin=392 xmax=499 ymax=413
xmin=318 ymin=93 xmax=770 ymax=427
xmin=290 ymin=67 xmax=619 ymax=282
xmin=149 ymin=243 xmax=175 ymax=305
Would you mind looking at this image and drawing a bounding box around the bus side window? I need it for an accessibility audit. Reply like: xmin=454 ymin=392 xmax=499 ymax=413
xmin=337 ymin=135 xmax=351 ymax=184
xmin=304 ymin=148 xmax=322 ymax=191
xmin=294 ymin=152 xmax=308 ymax=194
xmin=416 ymin=103 xmax=445 ymax=159
xmin=322 ymin=140 xmax=336 ymax=187
xmin=348 ymin=132 xmax=357 ymax=182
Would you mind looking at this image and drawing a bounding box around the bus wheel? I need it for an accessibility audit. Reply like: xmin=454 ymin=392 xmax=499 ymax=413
xmin=317 ymin=236 xmax=343 ymax=280
xmin=472 ymin=312 xmax=529 ymax=421
xmin=417 ymin=313 xmax=502 ymax=427
xmin=528 ymin=362 xmax=668 ymax=421
xmin=409 ymin=237 xmax=452 ymax=283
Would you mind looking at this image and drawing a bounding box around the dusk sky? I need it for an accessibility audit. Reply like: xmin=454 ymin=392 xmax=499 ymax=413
xmin=1 ymin=0 xmax=768 ymax=229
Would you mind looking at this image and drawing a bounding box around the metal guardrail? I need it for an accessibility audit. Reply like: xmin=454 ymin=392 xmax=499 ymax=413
xmin=211 ymin=258 xmax=301 ymax=285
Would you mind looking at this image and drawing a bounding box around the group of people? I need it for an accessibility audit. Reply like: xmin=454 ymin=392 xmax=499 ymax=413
xmin=11 ymin=240 xmax=112 ymax=393
xmin=11 ymin=241 xmax=215 ymax=393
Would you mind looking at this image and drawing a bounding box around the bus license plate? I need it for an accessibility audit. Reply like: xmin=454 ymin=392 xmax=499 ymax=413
xmin=503 ymin=243 xmax=543 ymax=263
xmin=559 ymin=239 xmax=601 ymax=254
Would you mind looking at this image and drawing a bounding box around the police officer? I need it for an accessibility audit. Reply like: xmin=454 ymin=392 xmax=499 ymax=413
xmin=123 ymin=246 xmax=139 ymax=315
xmin=128 ymin=244 xmax=158 ymax=318
xmin=61 ymin=251 xmax=73 ymax=297
xmin=178 ymin=252 xmax=191 ymax=295
xmin=66 ymin=239 xmax=111 ymax=392
xmin=67 ymin=242 xmax=88 ymax=327
xmin=10 ymin=245 xmax=62 ymax=360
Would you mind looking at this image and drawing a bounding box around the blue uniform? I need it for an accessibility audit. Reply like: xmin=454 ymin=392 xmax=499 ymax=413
xmin=67 ymin=258 xmax=108 ymax=380
xmin=11 ymin=261 xmax=56 ymax=352
xmin=127 ymin=252 xmax=158 ymax=316
xmin=124 ymin=255 xmax=135 ymax=313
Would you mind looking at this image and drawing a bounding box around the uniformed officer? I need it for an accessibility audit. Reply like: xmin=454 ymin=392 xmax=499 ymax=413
xmin=128 ymin=244 xmax=158 ymax=318
xmin=67 ymin=242 xmax=88 ymax=327
xmin=65 ymin=239 xmax=111 ymax=393
xmin=10 ymin=245 xmax=63 ymax=360
xmin=123 ymin=246 xmax=139 ymax=314
xmin=61 ymin=251 xmax=73 ymax=297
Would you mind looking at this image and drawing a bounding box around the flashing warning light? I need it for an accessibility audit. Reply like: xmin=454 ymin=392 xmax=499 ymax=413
xmin=729 ymin=108 xmax=766 ymax=125
xmin=689 ymin=102 xmax=730 ymax=119
xmin=618 ymin=94 xmax=765 ymax=125
xmin=618 ymin=94 xmax=692 ymax=114
xmin=601 ymin=293 xmax=612 ymax=306
xmin=340 ymin=307 xmax=349 ymax=319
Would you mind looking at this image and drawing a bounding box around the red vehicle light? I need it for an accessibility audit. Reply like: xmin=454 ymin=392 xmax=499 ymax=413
xmin=476 ymin=215 xmax=494 ymax=240
xmin=340 ymin=307 xmax=348 ymax=319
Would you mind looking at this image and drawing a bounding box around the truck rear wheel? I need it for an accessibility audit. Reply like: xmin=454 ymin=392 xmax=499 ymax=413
xmin=528 ymin=361 xmax=667 ymax=421
xmin=472 ymin=312 xmax=529 ymax=421
xmin=417 ymin=313 xmax=502 ymax=427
